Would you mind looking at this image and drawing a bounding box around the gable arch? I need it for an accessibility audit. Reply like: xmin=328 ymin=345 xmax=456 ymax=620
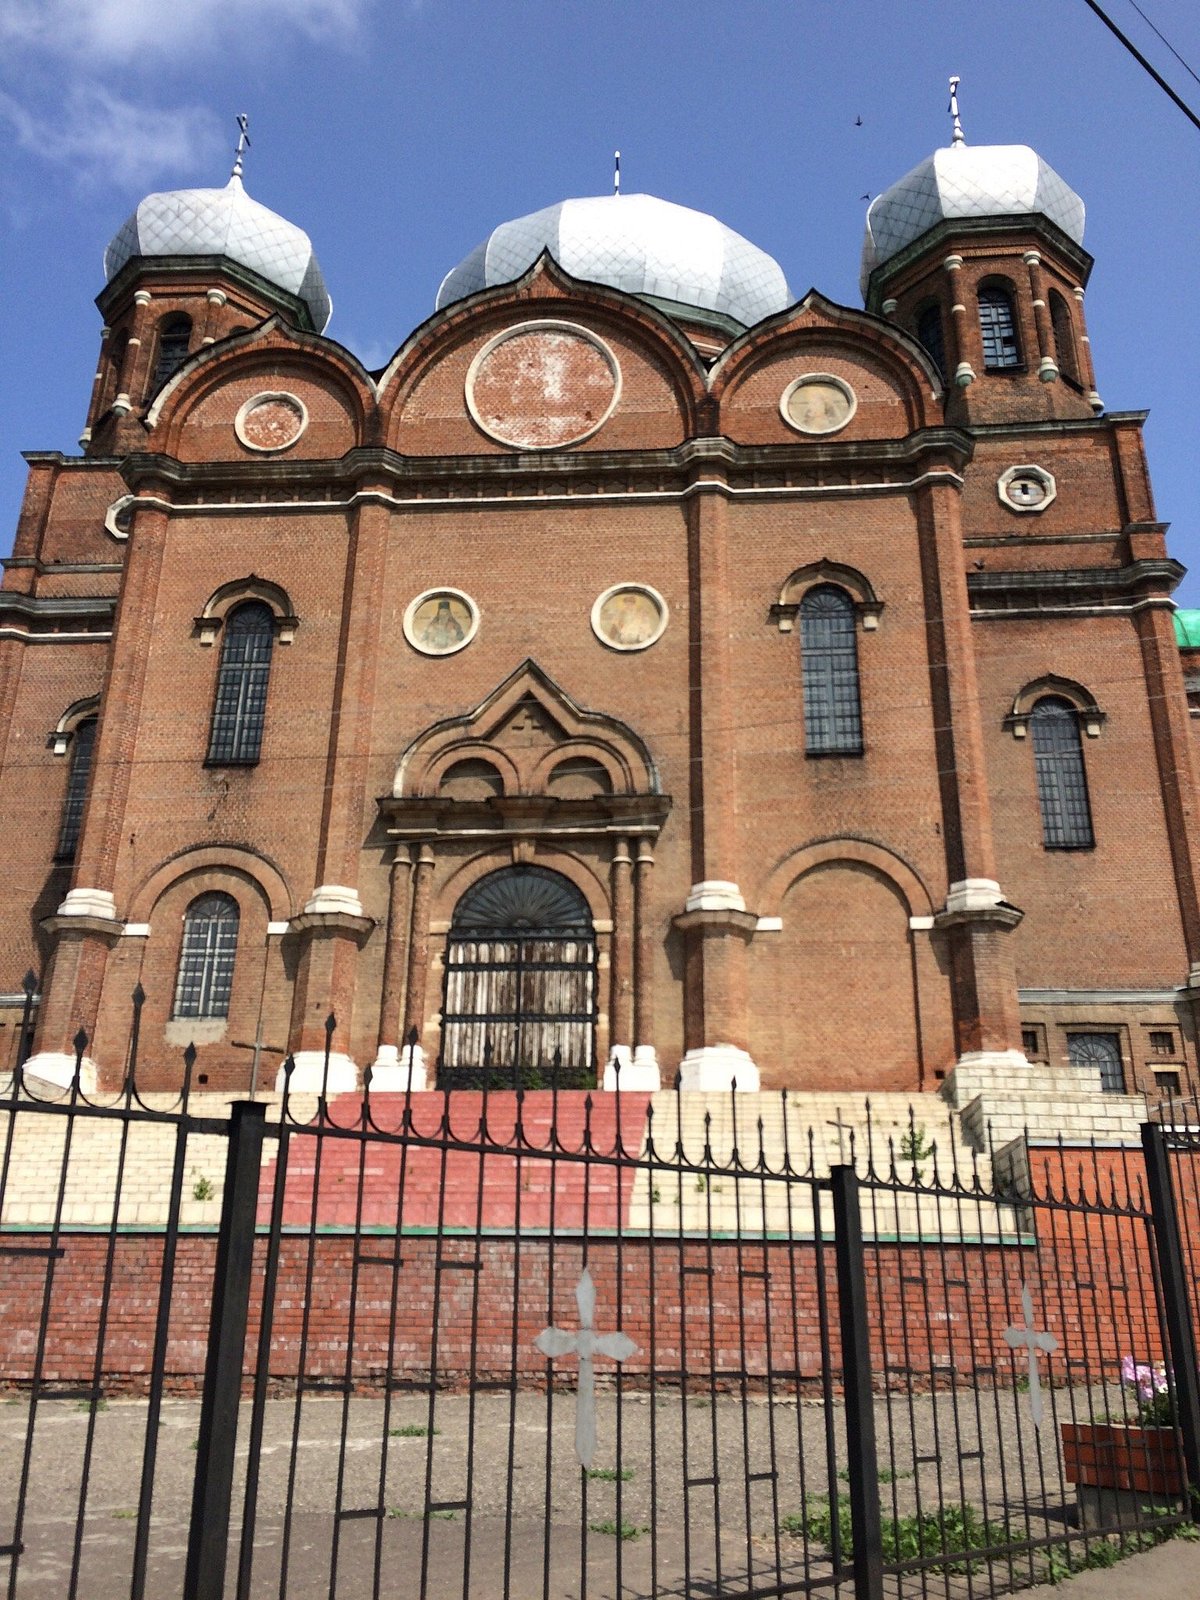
xmin=49 ymin=695 xmax=100 ymax=755
xmin=195 ymin=576 xmax=298 ymax=646
xmin=770 ymin=559 xmax=884 ymax=632
xmin=1006 ymin=675 xmax=1106 ymax=738
xmin=757 ymin=837 xmax=935 ymax=923
xmin=128 ymin=845 xmax=294 ymax=925
xmin=436 ymin=847 xmax=610 ymax=929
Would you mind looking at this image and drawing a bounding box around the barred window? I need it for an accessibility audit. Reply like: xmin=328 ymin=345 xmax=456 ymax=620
xmin=152 ymin=314 xmax=192 ymax=393
xmin=916 ymin=303 xmax=947 ymax=383
xmin=1031 ymin=697 xmax=1094 ymax=848
xmin=1067 ymin=1032 xmax=1124 ymax=1094
xmin=978 ymin=286 xmax=1021 ymax=370
xmin=207 ymin=603 xmax=274 ymax=765
xmin=800 ymin=585 xmax=863 ymax=756
xmin=173 ymin=892 xmax=239 ymax=1018
xmin=55 ymin=717 xmax=97 ymax=862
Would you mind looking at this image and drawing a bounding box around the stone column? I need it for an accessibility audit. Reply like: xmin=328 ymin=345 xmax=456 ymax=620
xmin=1023 ymin=252 xmax=1058 ymax=382
xmin=402 ymin=845 xmax=436 ymax=1078
xmin=112 ymin=290 xmax=154 ymax=415
xmin=371 ymin=845 xmax=423 ymax=1089
xmin=603 ymin=839 xmax=634 ymax=1088
xmin=633 ymin=839 xmax=661 ymax=1088
xmin=676 ymin=452 xmax=758 ymax=1091
xmin=1072 ymin=286 xmax=1105 ymax=412
xmin=943 ymin=256 xmax=978 ymax=389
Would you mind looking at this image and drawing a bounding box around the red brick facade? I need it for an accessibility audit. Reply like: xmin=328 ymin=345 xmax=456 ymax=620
xmin=4 ymin=178 xmax=1200 ymax=1101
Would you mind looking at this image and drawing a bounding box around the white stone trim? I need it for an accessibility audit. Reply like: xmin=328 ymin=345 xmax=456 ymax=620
xmin=122 ymin=923 xmax=151 ymax=938
xmin=677 ymin=1045 xmax=760 ymax=1093
xmin=943 ymin=879 xmax=1003 ymax=915
xmin=590 ymin=583 xmax=668 ymax=653
xmin=754 ymin=916 xmax=783 ymax=932
xmin=603 ymin=1045 xmax=661 ymax=1091
xmin=685 ymin=881 xmax=746 ymax=913
xmin=908 ymin=915 xmax=935 ymax=931
xmin=402 ymin=588 xmax=480 ymax=658
xmin=464 ymin=320 xmax=621 ymax=450
xmin=56 ymin=887 xmax=118 ymax=920
xmin=104 ymin=495 xmax=135 ymax=542
xmin=277 ymin=1050 xmax=359 ymax=1095
xmin=369 ymin=1043 xmax=427 ymax=1091
xmin=266 ymin=920 xmax=290 ymax=936
xmin=22 ymin=1051 xmax=98 ymax=1093
xmin=234 ymin=392 xmax=309 ymax=455
xmin=302 ymin=884 xmax=365 ymax=918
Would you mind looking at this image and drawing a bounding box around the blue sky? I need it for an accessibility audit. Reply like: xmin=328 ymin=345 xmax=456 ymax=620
xmin=2 ymin=0 xmax=1198 ymax=594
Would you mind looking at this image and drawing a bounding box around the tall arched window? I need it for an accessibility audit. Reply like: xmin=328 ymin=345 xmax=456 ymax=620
xmin=800 ymin=585 xmax=863 ymax=755
xmin=207 ymin=603 xmax=275 ymax=765
xmin=916 ymin=302 xmax=947 ymax=383
xmin=978 ymin=285 xmax=1021 ymax=370
xmin=1031 ymin=697 xmax=1094 ymax=848
xmin=152 ymin=314 xmax=192 ymax=392
xmin=1049 ymin=290 xmax=1079 ymax=385
xmin=440 ymin=866 xmax=596 ymax=1089
xmin=55 ymin=717 xmax=97 ymax=862
xmin=173 ymin=892 xmax=240 ymax=1018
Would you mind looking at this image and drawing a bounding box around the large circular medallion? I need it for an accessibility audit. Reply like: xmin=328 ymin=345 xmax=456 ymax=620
xmin=591 ymin=584 xmax=668 ymax=653
xmin=235 ymin=392 xmax=308 ymax=453
xmin=466 ymin=321 xmax=620 ymax=450
xmin=404 ymin=589 xmax=479 ymax=657
xmin=780 ymin=373 xmax=857 ymax=437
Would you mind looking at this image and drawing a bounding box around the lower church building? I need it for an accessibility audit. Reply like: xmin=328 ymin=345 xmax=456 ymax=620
xmin=4 ymin=114 xmax=1200 ymax=1124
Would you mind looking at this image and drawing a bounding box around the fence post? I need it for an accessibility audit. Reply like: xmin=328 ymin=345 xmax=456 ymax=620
xmin=183 ymin=1101 xmax=267 ymax=1600
xmin=1141 ymin=1122 xmax=1200 ymax=1515
xmin=830 ymin=1164 xmax=884 ymax=1599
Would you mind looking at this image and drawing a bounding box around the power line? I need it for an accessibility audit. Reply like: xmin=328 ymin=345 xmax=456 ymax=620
xmin=1080 ymin=0 xmax=1200 ymax=134
xmin=1127 ymin=0 xmax=1200 ymax=91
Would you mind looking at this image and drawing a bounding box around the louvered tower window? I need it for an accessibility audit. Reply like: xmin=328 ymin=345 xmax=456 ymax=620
xmin=800 ymin=585 xmax=863 ymax=756
xmin=1031 ymin=697 xmax=1094 ymax=848
xmin=207 ymin=603 xmax=274 ymax=765
xmin=440 ymin=866 xmax=597 ymax=1089
xmin=152 ymin=315 xmax=192 ymax=392
xmin=1049 ymin=290 xmax=1079 ymax=385
xmin=55 ymin=717 xmax=97 ymax=862
xmin=916 ymin=303 xmax=947 ymax=383
xmin=173 ymin=893 xmax=239 ymax=1018
xmin=978 ymin=286 xmax=1021 ymax=370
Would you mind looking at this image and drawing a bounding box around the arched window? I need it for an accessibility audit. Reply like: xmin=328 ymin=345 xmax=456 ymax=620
xmin=800 ymin=585 xmax=863 ymax=755
xmin=916 ymin=303 xmax=947 ymax=383
xmin=172 ymin=892 xmax=240 ymax=1018
xmin=1031 ymin=697 xmax=1094 ymax=848
xmin=55 ymin=717 xmax=97 ymax=862
xmin=1049 ymin=290 xmax=1079 ymax=385
xmin=440 ymin=866 xmax=596 ymax=1089
xmin=207 ymin=602 xmax=275 ymax=765
xmin=978 ymin=285 xmax=1021 ymax=370
xmin=152 ymin=314 xmax=192 ymax=392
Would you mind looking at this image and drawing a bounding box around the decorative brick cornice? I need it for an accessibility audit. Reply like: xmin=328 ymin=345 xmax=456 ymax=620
xmin=968 ymin=558 xmax=1184 ymax=618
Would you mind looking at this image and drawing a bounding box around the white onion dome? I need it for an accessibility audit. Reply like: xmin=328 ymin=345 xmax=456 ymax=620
xmin=861 ymin=143 xmax=1085 ymax=298
xmin=104 ymin=175 xmax=332 ymax=332
xmin=436 ymin=193 xmax=791 ymax=328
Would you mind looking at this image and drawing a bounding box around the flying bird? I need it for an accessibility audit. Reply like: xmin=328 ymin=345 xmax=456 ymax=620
xmin=854 ymin=115 xmax=863 ymax=127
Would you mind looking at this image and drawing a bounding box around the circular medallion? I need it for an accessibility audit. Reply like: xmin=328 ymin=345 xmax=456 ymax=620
xmin=234 ymin=392 xmax=308 ymax=454
xmin=404 ymin=589 xmax=479 ymax=657
xmin=591 ymin=584 xmax=668 ymax=653
xmin=997 ymin=464 xmax=1057 ymax=514
xmin=780 ymin=374 xmax=857 ymax=436
xmin=466 ymin=321 xmax=621 ymax=450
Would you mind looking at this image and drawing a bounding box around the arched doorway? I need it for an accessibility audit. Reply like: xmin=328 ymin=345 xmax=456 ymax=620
xmin=439 ymin=866 xmax=597 ymax=1088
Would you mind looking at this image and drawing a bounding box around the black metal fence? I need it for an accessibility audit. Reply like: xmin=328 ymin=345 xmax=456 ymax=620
xmin=0 ymin=1000 xmax=1197 ymax=1598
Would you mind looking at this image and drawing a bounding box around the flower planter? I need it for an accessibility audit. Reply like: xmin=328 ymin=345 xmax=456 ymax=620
xmin=1060 ymin=1421 xmax=1185 ymax=1497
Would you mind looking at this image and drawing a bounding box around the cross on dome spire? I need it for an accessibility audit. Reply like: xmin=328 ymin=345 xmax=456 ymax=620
xmin=614 ymin=150 xmax=621 ymax=196
xmin=231 ymin=113 xmax=251 ymax=181
xmin=947 ymin=76 xmax=965 ymax=145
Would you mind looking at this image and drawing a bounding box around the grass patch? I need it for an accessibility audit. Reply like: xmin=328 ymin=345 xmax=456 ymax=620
xmin=588 ymin=1519 xmax=647 ymax=1541
xmin=782 ymin=1494 xmax=1006 ymax=1572
xmin=585 ymin=1466 xmax=634 ymax=1482
xmin=389 ymin=1424 xmax=439 ymax=1438
xmin=839 ymin=1466 xmax=912 ymax=1485
xmin=111 ymin=1509 xmax=136 ymax=1520
xmin=75 ymin=1398 xmax=107 ymax=1413
xmin=387 ymin=1507 xmax=456 ymax=1521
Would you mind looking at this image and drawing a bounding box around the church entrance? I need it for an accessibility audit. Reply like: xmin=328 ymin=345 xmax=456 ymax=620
xmin=439 ymin=866 xmax=597 ymax=1088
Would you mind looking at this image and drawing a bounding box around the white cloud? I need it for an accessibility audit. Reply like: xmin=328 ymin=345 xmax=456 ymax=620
xmin=0 ymin=0 xmax=373 ymax=64
xmin=0 ymin=85 xmax=222 ymax=189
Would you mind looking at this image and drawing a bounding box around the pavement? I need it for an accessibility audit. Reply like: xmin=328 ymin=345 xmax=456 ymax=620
xmin=1021 ymin=1534 xmax=1200 ymax=1598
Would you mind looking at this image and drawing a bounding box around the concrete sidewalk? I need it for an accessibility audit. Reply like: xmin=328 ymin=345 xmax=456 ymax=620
xmin=1021 ymin=1534 xmax=1200 ymax=1597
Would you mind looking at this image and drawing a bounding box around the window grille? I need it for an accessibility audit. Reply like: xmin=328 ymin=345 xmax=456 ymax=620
xmin=172 ymin=892 xmax=239 ymax=1018
xmin=1021 ymin=1028 xmax=1040 ymax=1058
xmin=1149 ymin=1030 xmax=1175 ymax=1055
xmin=978 ymin=286 xmax=1021 ymax=370
xmin=1067 ymin=1032 xmax=1125 ymax=1094
xmin=55 ymin=717 xmax=97 ymax=862
xmin=916 ymin=304 xmax=947 ymax=383
xmin=1049 ymin=290 xmax=1079 ymax=385
xmin=1030 ymin=697 xmax=1093 ymax=848
xmin=1154 ymin=1070 xmax=1182 ymax=1095
xmin=800 ymin=586 xmax=863 ymax=755
xmin=152 ymin=315 xmax=192 ymax=393
xmin=207 ymin=603 xmax=275 ymax=765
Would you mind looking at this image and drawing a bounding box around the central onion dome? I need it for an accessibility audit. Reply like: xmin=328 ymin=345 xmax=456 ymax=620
xmin=861 ymin=143 xmax=1085 ymax=297
xmin=104 ymin=175 xmax=332 ymax=332
xmin=436 ymin=193 xmax=791 ymax=328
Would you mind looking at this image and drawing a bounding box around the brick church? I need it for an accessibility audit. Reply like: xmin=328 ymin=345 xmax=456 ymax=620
xmin=4 ymin=110 xmax=1199 ymax=1115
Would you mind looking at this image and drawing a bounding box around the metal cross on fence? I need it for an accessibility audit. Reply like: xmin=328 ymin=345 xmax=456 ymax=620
xmin=1004 ymin=1282 xmax=1059 ymax=1429
xmin=535 ymin=1268 xmax=637 ymax=1468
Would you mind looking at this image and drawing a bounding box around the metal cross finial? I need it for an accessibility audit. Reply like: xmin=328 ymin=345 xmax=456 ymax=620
xmin=232 ymin=113 xmax=251 ymax=180
xmin=613 ymin=150 xmax=621 ymax=197
xmin=1004 ymin=1283 xmax=1058 ymax=1428
xmin=535 ymin=1268 xmax=637 ymax=1467
xmin=947 ymin=76 xmax=965 ymax=145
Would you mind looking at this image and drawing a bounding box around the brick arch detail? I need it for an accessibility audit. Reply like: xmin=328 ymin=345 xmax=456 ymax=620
xmin=757 ymin=838 xmax=935 ymax=922
xmin=129 ymin=846 xmax=293 ymax=925
xmin=1010 ymin=674 xmax=1102 ymax=720
xmin=778 ymin=559 xmax=879 ymax=610
xmin=433 ymin=848 xmax=610 ymax=929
